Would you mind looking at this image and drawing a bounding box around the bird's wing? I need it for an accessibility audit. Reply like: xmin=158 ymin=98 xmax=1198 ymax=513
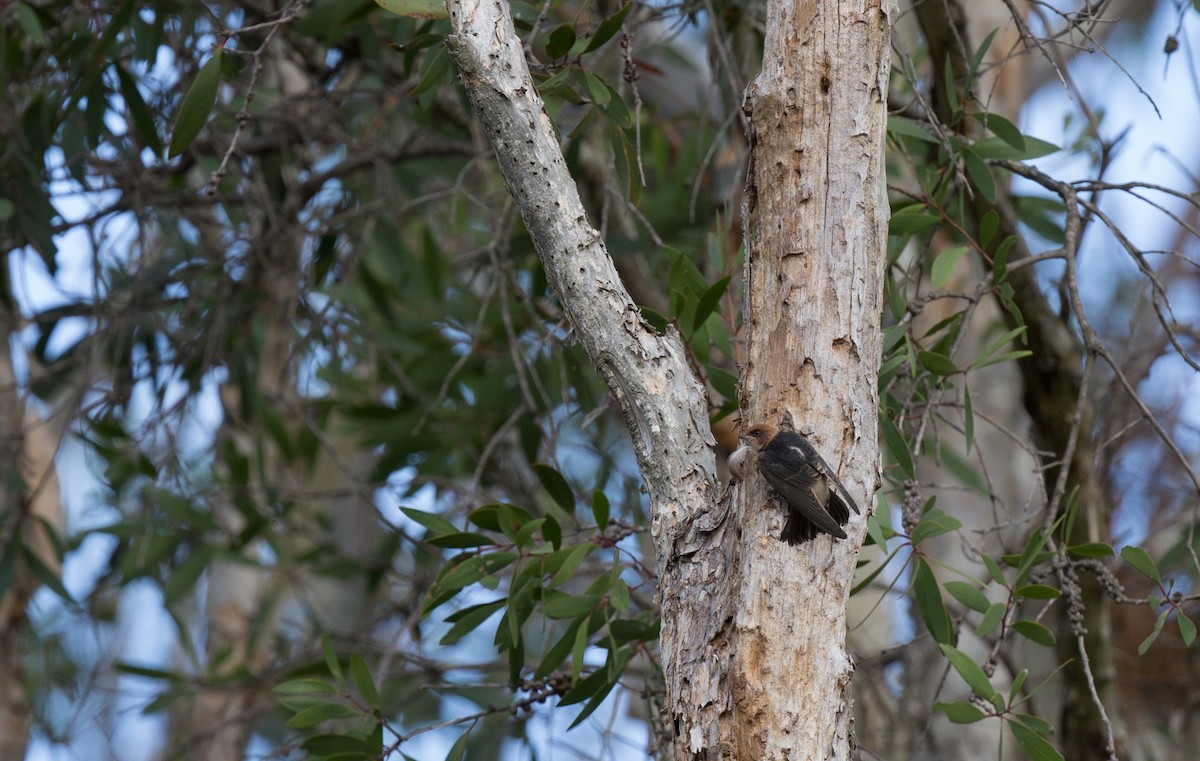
xmin=807 ymin=451 xmax=861 ymax=515
xmin=758 ymin=458 xmax=847 ymax=538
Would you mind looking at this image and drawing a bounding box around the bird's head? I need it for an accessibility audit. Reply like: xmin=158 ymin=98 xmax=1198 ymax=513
xmin=743 ymin=422 xmax=780 ymax=451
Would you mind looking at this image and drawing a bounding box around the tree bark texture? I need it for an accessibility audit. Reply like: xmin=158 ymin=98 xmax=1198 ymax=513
xmin=737 ymin=0 xmax=890 ymax=758
xmin=443 ymin=1 xmax=729 ymax=758
xmin=0 ymin=293 xmax=65 ymax=761
xmin=446 ymin=0 xmax=888 ymax=757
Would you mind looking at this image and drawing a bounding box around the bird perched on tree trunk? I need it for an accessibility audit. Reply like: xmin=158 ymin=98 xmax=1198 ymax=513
xmin=743 ymin=423 xmax=860 ymax=544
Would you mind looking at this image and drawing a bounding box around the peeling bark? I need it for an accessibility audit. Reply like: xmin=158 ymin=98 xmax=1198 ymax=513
xmin=735 ymin=0 xmax=890 ymax=757
xmin=445 ymin=0 xmax=888 ymax=757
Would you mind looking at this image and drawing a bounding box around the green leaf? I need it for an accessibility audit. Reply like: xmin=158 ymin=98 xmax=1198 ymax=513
xmin=582 ymin=3 xmax=631 ymax=54
xmin=116 ymin=64 xmax=164 ymax=155
xmin=971 ymin=136 xmax=1061 ymax=161
xmin=944 ymin=581 xmax=990 ymax=613
xmin=163 ymin=544 xmax=216 ymax=605
xmin=1010 ymin=668 xmax=1029 ymax=702
xmin=976 ymin=602 xmax=1005 ymax=636
xmin=932 ymin=245 xmax=969 ymax=288
xmin=427 ymin=552 xmax=519 ymax=607
xmin=549 ymin=542 xmax=594 ymax=587
xmin=915 ymin=558 xmax=955 ymax=645
xmin=118 ymin=662 xmax=185 ymax=682
xmin=707 ymin=365 xmax=738 ymax=401
xmin=591 ymin=489 xmax=610 ymax=529
xmin=595 ymin=82 xmax=632 ymax=126
xmin=15 ymin=3 xmax=46 ymax=44
xmin=1139 ymin=609 xmax=1169 ymax=655
xmin=911 ymin=508 xmax=963 ymax=543
xmin=533 ymin=463 xmax=575 ymax=512
xmin=558 ymin=667 xmax=607 ymax=707
xmin=570 ymin=614 xmax=589 ymax=681
xmin=18 ymin=544 xmax=72 ymax=602
xmin=544 ymin=593 xmax=600 ymax=619
xmin=546 ymin=24 xmax=576 ymax=59
xmin=939 ymin=644 xmax=996 ymax=699
xmin=441 ymin=599 xmax=506 ymax=645
xmin=322 ymin=637 xmax=344 ymax=683
xmin=286 ymin=702 xmax=362 ymax=728
xmin=879 ymin=413 xmax=914 ymax=481
xmin=1121 ymin=545 xmax=1162 ymax=585
xmin=1179 ymin=613 xmax=1196 ymax=646
xmin=610 ymin=578 xmax=630 ymax=612
xmin=942 ymin=55 xmax=959 ymax=114
xmin=966 ymin=28 xmax=999 ymax=87
xmin=1009 ymin=718 xmax=1064 ymax=761
xmin=919 ymin=350 xmax=959 ymax=376
xmin=425 ymin=532 xmax=494 ymax=549
xmin=582 ymin=71 xmax=611 ymax=106
xmin=349 ymin=653 xmax=379 ymax=707
xmin=1011 ymin=620 xmax=1056 ymax=647
xmin=535 ymin=618 xmax=585 ymax=679
xmin=692 ymin=276 xmax=731 ymax=333
xmin=978 ymin=210 xmax=999 ymax=249
xmin=1067 ymin=542 xmax=1114 ymax=558
xmin=302 ymin=735 xmax=370 ymax=757
xmin=969 ymin=325 xmax=1029 ymax=370
xmin=970 ymin=349 xmax=1032 ymax=371
xmin=514 ymin=518 xmax=545 ymax=548
xmin=887 ymin=116 xmax=939 ymax=143
xmin=469 ymin=503 xmax=534 ymax=532
xmin=445 ymin=729 xmax=470 ymax=761
xmin=1014 ymin=713 xmax=1054 ymax=736
xmin=168 ymin=47 xmax=223 ymax=158
xmin=400 ymin=507 xmax=459 ymax=536
xmin=542 ymin=514 xmax=562 ymax=550
xmin=973 ymin=112 xmax=1025 ymax=151
xmin=936 ymin=441 xmax=984 ymax=494
xmin=410 ymin=45 xmax=450 ymax=97
xmin=567 ymin=673 xmax=620 ymax=729
xmin=890 ymin=205 xmax=941 ymax=236
xmin=1015 ymin=584 xmax=1060 ymax=600
xmin=1013 ymin=528 xmax=1052 ymax=587
xmin=983 ymin=556 xmax=1006 ymax=585
xmin=935 ymin=701 xmax=988 ymax=724
xmin=962 ymin=148 xmax=996 ymax=203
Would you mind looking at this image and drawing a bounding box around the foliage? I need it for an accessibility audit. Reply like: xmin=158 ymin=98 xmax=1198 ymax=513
xmin=1 ymin=0 xmax=1198 ymax=760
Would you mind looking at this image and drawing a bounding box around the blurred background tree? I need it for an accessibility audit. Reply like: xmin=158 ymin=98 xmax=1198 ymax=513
xmin=0 ymin=0 xmax=1197 ymax=759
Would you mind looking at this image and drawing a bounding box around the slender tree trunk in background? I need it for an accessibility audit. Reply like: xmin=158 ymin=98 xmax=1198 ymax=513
xmin=0 ymin=293 xmax=65 ymax=761
xmin=181 ymin=230 xmax=304 ymax=761
xmin=913 ymin=4 xmax=1123 ymax=757
xmin=0 ymin=312 xmax=31 ymax=761
xmin=733 ymin=0 xmax=890 ymax=757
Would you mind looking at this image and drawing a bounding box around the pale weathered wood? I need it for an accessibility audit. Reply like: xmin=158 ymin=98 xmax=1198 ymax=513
xmin=445 ymin=0 xmax=889 ymax=757
xmin=443 ymin=2 xmax=733 ymax=757
xmin=734 ymin=0 xmax=891 ymax=757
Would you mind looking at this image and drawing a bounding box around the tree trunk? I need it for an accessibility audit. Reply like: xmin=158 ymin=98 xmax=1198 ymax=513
xmin=445 ymin=0 xmax=889 ymax=757
xmin=734 ymin=0 xmax=890 ymax=758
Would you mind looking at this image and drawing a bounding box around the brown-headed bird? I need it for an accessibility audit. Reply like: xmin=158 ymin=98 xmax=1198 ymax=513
xmin=744 ymin=423 xmax=860 ymax=544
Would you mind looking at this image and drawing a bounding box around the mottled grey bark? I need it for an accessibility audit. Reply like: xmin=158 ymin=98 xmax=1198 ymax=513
xmin=445 ymin=0 xmax=888 ymax=756
xmin=734 ymin=0 xmax=890 ymax=757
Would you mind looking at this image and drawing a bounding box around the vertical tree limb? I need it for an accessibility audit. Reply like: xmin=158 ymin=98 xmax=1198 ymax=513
xmin=736 ymin=0 xmax=890 ymax=757
xmin=443 ymin=1 xmax=731 ymax=756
